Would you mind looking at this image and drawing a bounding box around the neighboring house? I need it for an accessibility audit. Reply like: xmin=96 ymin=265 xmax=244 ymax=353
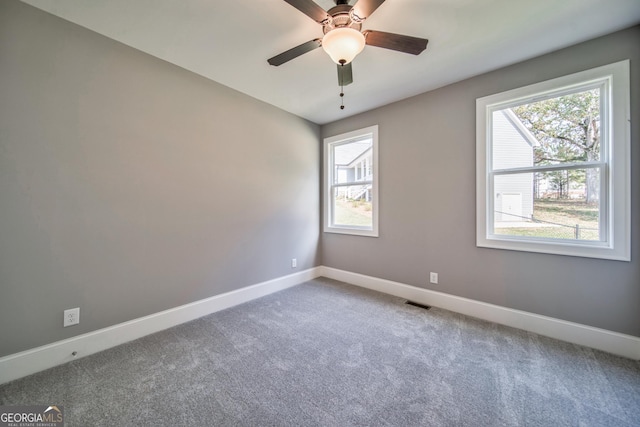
xmin=335 ymin=140 xmax=373 ymax=201
xmin=492 ymin=109 xmax=536 ymax=222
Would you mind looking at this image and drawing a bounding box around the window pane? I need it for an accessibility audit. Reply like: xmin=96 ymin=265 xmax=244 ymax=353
xmin=493 ymin=169 xmax=600 ymax=241
xmin=332 ymin=185 xmax=373 ymax=228
xmin=333 ymin=138 xmax=373 ymax=184
xmin=493 ymin=88 xmax=601 ymax=170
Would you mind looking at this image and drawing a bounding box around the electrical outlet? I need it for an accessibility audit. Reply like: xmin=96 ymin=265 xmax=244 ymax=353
xmin=430 ymin=272 xmax=438 ymax=284
xmin=291 ymin=258 xmax=297 ymax=268
xmin=63 ymin=307 xmax=80 ymax=327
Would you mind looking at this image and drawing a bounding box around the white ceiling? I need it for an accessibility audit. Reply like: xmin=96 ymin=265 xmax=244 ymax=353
xmin=21 ymin=0 xmax=640 ymax=125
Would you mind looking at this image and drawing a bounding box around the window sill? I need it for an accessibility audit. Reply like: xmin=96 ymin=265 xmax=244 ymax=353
xmin=324 ymin=226 xmax=379 ymax=238
xmin=477 ymin=235 xmax=629 ymax=261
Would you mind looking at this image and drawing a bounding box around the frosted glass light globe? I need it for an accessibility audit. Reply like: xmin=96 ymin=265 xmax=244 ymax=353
xmin=322 ymin=28 xmax=366 ymax=64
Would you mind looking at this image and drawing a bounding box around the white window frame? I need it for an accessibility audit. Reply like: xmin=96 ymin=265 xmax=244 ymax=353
xmin=476 ymin=60 xmax=630 ymax=261
xmin=324 ymin=125 xmax=379 ymax=237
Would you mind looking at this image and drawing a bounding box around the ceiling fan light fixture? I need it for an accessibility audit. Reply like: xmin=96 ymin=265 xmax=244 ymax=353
xmin=322 ymin=27 xmax=365 ymax=65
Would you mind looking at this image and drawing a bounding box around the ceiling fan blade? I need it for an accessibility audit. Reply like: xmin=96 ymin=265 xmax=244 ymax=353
xmin=351 ymin=0 xmax=386 ymax=20
xmin=283 ymin=0 xmax=330 ymax=23
xmin=337 ymin=62 xmax=353 ymax=86
xmin=268 ymin=39 xmax=322 ymax=66
xmin=363 ymin=30 xmax=428 ymax=55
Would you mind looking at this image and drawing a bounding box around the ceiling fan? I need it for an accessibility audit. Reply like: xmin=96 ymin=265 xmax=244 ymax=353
xmin=268 ymin=0 xmax=428 ymax=101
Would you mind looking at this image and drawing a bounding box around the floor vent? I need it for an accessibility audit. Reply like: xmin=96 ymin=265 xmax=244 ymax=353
xmin=405 ymin=300 xmax=431 ymax=310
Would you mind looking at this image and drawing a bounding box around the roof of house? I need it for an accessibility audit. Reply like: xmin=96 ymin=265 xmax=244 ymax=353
xmin=334 ymin=140 xmax=372 ymax=166
xmin=503 ymin=109 xmax=540 ymax=148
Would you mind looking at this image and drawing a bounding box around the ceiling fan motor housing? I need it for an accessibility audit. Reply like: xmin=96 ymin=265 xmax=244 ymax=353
xmin=323 ymin=5 xmax=362 ymax=34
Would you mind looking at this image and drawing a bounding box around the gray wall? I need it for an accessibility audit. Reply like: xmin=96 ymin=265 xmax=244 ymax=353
xmin=321 ymin=26 xmax=640 ymax=337
xmin=0 ymin=1 xmax=320 ymax=357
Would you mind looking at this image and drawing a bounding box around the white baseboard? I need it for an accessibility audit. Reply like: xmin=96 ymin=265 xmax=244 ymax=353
xmin=319 ymin=266 xmax=640 ymax=360
xmin=0 ymin=267 xmax=322 ymax=385
xmin=3 ymin=265 xmax=638 ymax=385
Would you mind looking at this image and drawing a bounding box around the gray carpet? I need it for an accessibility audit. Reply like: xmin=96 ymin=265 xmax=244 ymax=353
xmin=1 ymin=278 xmax=639 ymax=426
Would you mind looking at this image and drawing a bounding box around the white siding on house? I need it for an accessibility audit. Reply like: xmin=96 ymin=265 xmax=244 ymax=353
xmin=492 ymin=109 xmax=535 ymax=221
xmin=349 ymin=148 xmax=373 ymax=183
xmin=494 ymin=174 xmax=533 ymax=221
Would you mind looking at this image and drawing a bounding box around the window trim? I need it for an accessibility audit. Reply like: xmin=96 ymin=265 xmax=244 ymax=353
xmin=476 ymin=60 xmax=630 ymax=261
xmin=324 ymin=125 xmax=379 ymax=237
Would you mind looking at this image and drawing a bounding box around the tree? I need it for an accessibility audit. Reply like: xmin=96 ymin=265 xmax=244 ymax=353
xmin=512 ymin=89 xmax=600 ymax=202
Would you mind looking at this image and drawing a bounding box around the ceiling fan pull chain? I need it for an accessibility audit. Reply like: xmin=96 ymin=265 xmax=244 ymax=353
xmin=339 ymin=62 xmax=345 ymax=110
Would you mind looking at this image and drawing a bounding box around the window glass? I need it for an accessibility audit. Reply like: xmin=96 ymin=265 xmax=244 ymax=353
xmin=493 ymin=170 xmax=601 ymax=241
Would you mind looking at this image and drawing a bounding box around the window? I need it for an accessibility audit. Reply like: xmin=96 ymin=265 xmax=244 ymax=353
xmin=324 ymin=125 xmax=378 ymax=236
xmin=476 ymin=60 xmax=630 ymax=260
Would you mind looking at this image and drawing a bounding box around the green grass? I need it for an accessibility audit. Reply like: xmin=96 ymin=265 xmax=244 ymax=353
xmin=532 ymin=199 xmax=599 ymax=225
xmin=496 ymin=199 xmax=599 ymax=240
xmin=497 ymin=226 xmax=599 ymax=240
xmin=334 ymin=199 xmax=372 ymax=227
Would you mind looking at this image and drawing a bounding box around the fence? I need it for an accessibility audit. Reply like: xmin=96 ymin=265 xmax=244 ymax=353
xmin=494 ymin=210 xmax=599 ymax=240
